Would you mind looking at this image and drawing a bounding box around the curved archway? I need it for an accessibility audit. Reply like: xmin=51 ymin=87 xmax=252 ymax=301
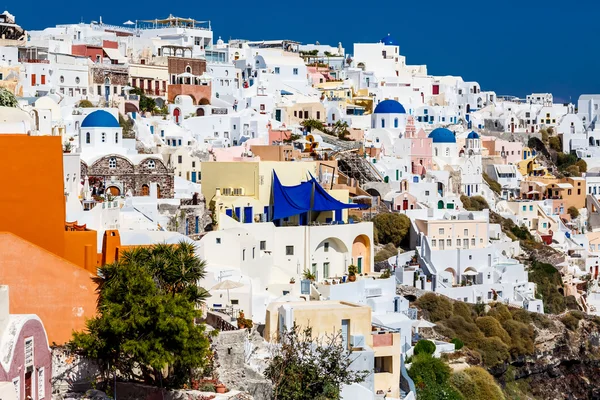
xmin=313 ymin=237 xmax=350 ymax=280
xmin=196 ymin=108 xmax=205 ymax=117
xmin=124 ymin=102 xmax=139 ymax=113
xmin=444 ymin=267 xmax=456 ymax=286
xmin=106 ymin=186 xmax=121 ymax=196
xmin=199 ymin=97 xmax=210 ymax=105
xmin=352 ymin=234 xmax=371 ymax=274
xmin=366 ymin=188 xmax=381 ymax=198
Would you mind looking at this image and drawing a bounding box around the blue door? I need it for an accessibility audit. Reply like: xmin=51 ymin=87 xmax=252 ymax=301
xmin=275 ymin=109 xmax=282 ymax=122
xmin=185 ymin=218 xmax=189 ymax=235
xmin=235 ymin=207 xmax=241 ymax=222
xmin=104 ymin=85 xmax=110 ymax=101
xmin=150 ymin=126 xmax=154 ymax=134
xmin=191 ymin=172 xmax=197 ymax=183
xmin=226 ymin=209 xmax=233 ymax=217
xmin=244 ymin=206 xmax=253 ymax=223
xmin=264 ymin=206 xmax=270 ymax=222
xmin=341 ymin=319 xmax=350 ymax=349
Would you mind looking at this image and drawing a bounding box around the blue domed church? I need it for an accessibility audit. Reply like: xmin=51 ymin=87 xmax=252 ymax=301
xmin=371 ymin=99 xmax=408 ymax=133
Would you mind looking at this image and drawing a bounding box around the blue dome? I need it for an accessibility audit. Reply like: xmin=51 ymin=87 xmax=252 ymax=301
xmin=81 ymin=110 xmax=120 ymax=128
xmin=374 ymin=99 xmax=406 ymax=114
xmin=381 ymin=34 xmax=398 ymax=46
xmin=428 ymin=128 xmax=456 ymax=143
xmin=467 ymin=131 xmax=480 ymax=139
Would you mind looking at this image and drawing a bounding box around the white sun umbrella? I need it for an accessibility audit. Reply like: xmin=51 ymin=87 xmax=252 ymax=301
xmin=82 ymin=175 xmax=90 ymax=200
xmin=462 ymin=270 xmax=478 ymax=276
xmin=412 ymin=318 xmax=436 ymax=335
xmin=211 ymin=279 xmax=245 ymax=305
xmin=123 ymin=20 xmax=135 ymax=25
xmin=177 ymin=72 xmax=196 ymax=79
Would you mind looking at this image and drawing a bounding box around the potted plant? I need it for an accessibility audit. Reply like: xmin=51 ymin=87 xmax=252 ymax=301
xmin=290 ymin=277 xmax=296 ymax=284
xmin=215 ymin=382 xmax=227 ymax=394
xmin=348 ymin=265 xmax=358 ymax=282
xmin=63 ymin=142 xmax=72 ymax=153
xmin=303 ymin=269 xmax=316 ymax=282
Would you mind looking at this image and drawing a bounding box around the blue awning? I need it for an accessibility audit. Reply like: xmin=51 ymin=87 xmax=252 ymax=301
xmin=272 ymin=172 xmax=362 ymax=221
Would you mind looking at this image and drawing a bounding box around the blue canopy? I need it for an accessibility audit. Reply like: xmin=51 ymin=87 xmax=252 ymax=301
xmin=272 ymin=173 xmax=312 ymax=220
xmin=271 ymin=172 xmax=361 ymax=221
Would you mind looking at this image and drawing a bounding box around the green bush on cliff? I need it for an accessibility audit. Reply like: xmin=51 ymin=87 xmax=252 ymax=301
xmin=528 ymin=261 xmax=566 ymax=314
xmin=502 ymin=320 xmax=535 ymax=357
xmin=416 ymin=293 xmax=454 ymax=322
xmin=414 ymin=339 xmax=437 ymax=356
xmin=561 ymin=311 xmax=583 ymax=331
xmin=453 ymin=301 xmax=476 ymax=323
xmin=408 ymin=354 xmax=463 ymax=400
xmin=475 ymin=337 xmax=510 ymax=367
xmin=450 ymin=367 xmax=505 ymax=400
xmin=476 ymin=316 xmax=512 ymax=345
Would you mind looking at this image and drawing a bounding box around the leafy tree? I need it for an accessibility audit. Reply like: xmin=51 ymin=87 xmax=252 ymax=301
xmin=548 ymin=136 xmax=562 ymax=151
xmin=264 ymin=324 xmax=370 ymax=400
xmin=568 ymin=206 xmax=580 ymax=219
xmin=414 ymin=339 xmax=436 ymax=355
xmin=408 ymin=354 xmax=463 ymax=400
xmin=528 ymin=261 xmax=565 ymax=314
xmin=78 ymin=99 xmax=94 ymax=108
xmin=130 ymin=87 xmax=156 ymax=112
xmin=0 ymin=88 xmax=17 ymax=107
xmin=450 ymin=367 xmax=505 ymax=400
xmin=451 ymin=338 xmax=464 ymax=350
xmin=301 ymin=118 xmax=325 ymax=132
xmin=69 ymin=242 xmax=212 ymax=388
xmin=461 ymin=195 xmax=489 ymax=211
xmin=371 ymin=213 xmax=410 ymax=247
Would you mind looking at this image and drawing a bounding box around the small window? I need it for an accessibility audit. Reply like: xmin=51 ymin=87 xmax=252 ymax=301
xmin=439 ymin=228 xmax=445 ymax=234
xmin=178 ymin=155 xmax=183 ymax=164
xmin=471 ymin=238 xmax=476 ymax=246
xmin=286 ymin=245 xmax=294 ymax=255
xmin=101 ymin=132 xmax=106 ymax=142
xmin=60 ymin=76 xmax=64 ymax=83
xmin=432 ymin=239 xmax=437 ymax=247
xmin=85 ymin=132 xmax=91 ymax=144
xmin=469 ymin=255 xmax=472 ymax=260
xmin=147 ymin=160 xmax=156 ymax=169
xmin=253 ymin=247 xmax=255 ymax=259
xmin=293 ymin=68 xmax=298 ymax=75
xmin=446 ymin=239 xmax=451 ymax=246
xmin=425 ymin=190 xmax=429 ymax=195
xmin=216 ymin=238 xmax=221 ymax=244
xmin=260 ymin=240 xmax=266 ymax=250
xmin=38 ymin=367 xmax=45 ymax=400
xmin=242 ymin=249 xmax=246 ymax=261
xmin=274 ymin=67 xmax=280 ymax=74
xmin=456 ymin=239 xmax=461 ymax=246
xmin=192 ymin=161 xmax=196 ymax=168
xmin=108 ymin=157 xmax=117 ymax=169
xmin=115 ymin=132 xmax=119 ymax=144
xmin=324 ymin=242 xmax=329 ymax=252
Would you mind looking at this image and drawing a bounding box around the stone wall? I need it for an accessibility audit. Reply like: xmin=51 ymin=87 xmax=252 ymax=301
xmin=90 ymin=66 xmax=129 ymax=86
xmin=212 ymin=329 xmax=272 ymax=400
xmin=52 ymin=346 xmax=100 ymax=396
xmin=82 ymin=156 xmax=175 ymax=198
xmin=168 ymin=57 xmax=207 ymax=76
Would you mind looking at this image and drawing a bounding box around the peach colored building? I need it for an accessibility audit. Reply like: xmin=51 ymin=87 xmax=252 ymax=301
xmin=481 ymin=137 xmax=524 ymax=164
xmin=415 ymin=218 xmax=489 ymax=251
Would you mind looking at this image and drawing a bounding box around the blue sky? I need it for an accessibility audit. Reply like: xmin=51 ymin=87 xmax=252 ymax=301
xmin=13 ymin=1 xmax=600 ymax=102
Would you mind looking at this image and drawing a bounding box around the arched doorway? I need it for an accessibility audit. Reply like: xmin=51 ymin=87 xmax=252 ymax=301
xmin=314 ymin=237 xmax=349 ymax=280
xmin=141 ymin=184 xmax=150 ymax=196
xmin=107 ymin=186 xmax=121 ymax=196
xmin=199 ymin=98 xmax=210 ymax=105
xmin=125 ymin=102 xmax=139 ymax=114
xmin=196 ymin=108 xmax=205 ymax=117
xmin=352 ymin=234 xmax=371 ymax=274
xmin=173 ymin=108 xmax=181 ymax=124
xmin=156 ymin=185 xmax=161 ymax=198
xmin=466 ymin=104 xmax=471 ymax=113
xmin=437 ymin=200 xmax=444 ymax=209
xmin=104 ymin=77 xmax=111 ymax=101
xmin=444 ymin=267 xmax=456 ymax=286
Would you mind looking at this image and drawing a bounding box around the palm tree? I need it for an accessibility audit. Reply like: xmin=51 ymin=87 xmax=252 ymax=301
xmin=323 ymin=51 xmax=332 ymax=70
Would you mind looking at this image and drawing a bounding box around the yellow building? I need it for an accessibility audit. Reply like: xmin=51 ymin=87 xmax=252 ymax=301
xmin=415 ymin=218 xmax=489 ymax=251
xmin=264 ymin=300 xmax=401 ymax=398
xmin=516 ymin=147 xmax=552 ymax=177
xmin=201 ymin=161 xmax=354 ymax=227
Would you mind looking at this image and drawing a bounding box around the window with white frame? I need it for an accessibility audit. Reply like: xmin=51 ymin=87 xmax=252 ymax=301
xmin=24 ymin=337 xmax=34 ymax=368
xmin=439 ymin=228 xmax=445 ymax=234
xmin=108 ymin=157 xmax=117 ymax=169
xmin=286 ymin=245 xmax=294 ymax=255
xmin=293 ymin=68 xmax=298 ymax=75
xmin=38 ymin=367 xmax=45 ymax=399
xmin=147 ymin=160 xmax=155 ymax=169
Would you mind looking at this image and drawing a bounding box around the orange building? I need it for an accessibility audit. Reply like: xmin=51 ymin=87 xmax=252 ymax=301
xmin=0 ymin=134 xmax=98 ymax=343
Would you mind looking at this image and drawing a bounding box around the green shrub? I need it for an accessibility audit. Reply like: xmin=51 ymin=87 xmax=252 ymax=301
xmin=450 ymin=370 xmax=477 ymax=399
xmin=531 ymin=312 xmax=552 ymax=329
xmin=528 ymin=261 xmax=566 ymax=314
xmin=502 ymin=319 xmax=535 ymax=357
xmin=198 ymin=383 xmax=216 ymax=392
xmin=374 ymin=242 xmax=397 ymax=262
xmin=460 ymin=195 xmax=489 ymax=211
xmin=560 ymin=312 xmax=582 ymax=331
xmin=476 ymin=316 xmax=511 ymax=345
xmin=567 ymin=207 xmax=579 ymax=219
xmin=408 ymin=354 xmax=463 ymax=400
xmin=548 ymin=136 xmax=562 ymax=151
xmin=451 ymin=338 xmax=464 ymax=350
xmin=483 ymin=173 xmax=502 ymax=195
xmin=576 ymin=159 xmax=588 ymax=174
xmin=439 ymin=316 xmax=483 ymax=346
xmin=510 ymin=308 xmax=532 ymax=324
xmin=414 ymin=339 xmax=436 ymax=356
xmin=486 ymin=303 xmax=513 ymax=324
xmin=78 ymin=99 xmax=94 ymax=108
xmin=475 ymin=337 xmax=510 ymax=367
xmin=453 ymin=302 xmax=475 ymax=323
xmin=462 ymin=367 xmax=505 ymax=400
xmin=371 ymin=213 xmax=410 ymax=247
xmin=415 ymin=293 xmax=454 ymax=322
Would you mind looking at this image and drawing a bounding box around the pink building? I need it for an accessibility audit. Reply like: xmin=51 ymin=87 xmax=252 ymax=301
xmin=404 ymin=117 xmax=432 ymax=174
xmin=0 ymin=286 xmax=52 ymax=400
xmin=481 ymin=137 xmax=523 ymax=164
